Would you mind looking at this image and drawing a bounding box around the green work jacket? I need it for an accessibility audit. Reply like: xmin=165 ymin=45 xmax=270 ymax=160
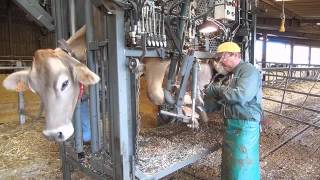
xmin=204 ymin=61 xmax=262 ymax=121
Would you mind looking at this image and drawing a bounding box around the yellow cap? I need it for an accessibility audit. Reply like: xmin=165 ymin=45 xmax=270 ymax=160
xmin=217 ymin=42 xmax=241 ymax=53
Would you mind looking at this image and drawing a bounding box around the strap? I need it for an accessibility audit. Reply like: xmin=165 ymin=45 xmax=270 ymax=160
xmin=58 ymin=39 xmax=76 ymax=58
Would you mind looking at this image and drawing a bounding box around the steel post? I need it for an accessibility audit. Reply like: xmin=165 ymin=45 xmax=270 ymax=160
xmin=85 ymin=0 xmax=100 ymax=153
xmin=106 ymin=9 xmax=133 ymax=180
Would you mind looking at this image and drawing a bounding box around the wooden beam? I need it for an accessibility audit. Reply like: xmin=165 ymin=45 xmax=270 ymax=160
xmin=260 ymin=0 xmax=302 ymax=19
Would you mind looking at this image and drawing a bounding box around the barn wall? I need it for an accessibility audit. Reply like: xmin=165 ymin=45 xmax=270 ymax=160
xmin=0 ymin=0 xmax=55 ymax=57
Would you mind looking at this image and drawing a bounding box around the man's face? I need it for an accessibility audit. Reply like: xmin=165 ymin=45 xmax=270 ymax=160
xmin=216 ymin=52 xmax=240 ymax=72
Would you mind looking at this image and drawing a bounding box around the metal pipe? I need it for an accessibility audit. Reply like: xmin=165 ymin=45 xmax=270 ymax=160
xmin=261 ymin=117 xmax=320 ymax=160
xmin=177 ymin=0 xmax=190 ymax=50
xmin=264 ymin=110 xmax=320 ymax=129
xmin=85 ymin=0 xmax=99 ymax=153
xmin=263 ymin=85 xmax=320 ymax=98
xmin=18 ymin=91 xmax=26 ymax=125
xmin=164 ymin=56 xmax=178 ymax=105
xmin=69 ymin=0 xmax=76 ymax=34
xmin=101 ymin=46 xmax=109 ymax=151
xmin=68 ymin=0 xmax=84 ymax=155
xmin=264 ymin=74 xmax=320 ymax=82
xmin=52 ymin=1 xmax=71 ymax=179
xmin=191 ymin=60 xmax=199 ymax=126
xmin=263 ymin=97 xmax=320 ymax=114
xmin=74 ymin=101 xmax=83 ymax=153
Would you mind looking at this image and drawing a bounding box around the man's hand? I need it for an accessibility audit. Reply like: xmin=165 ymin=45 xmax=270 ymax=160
xmin=204 ymin=83 xmax=224 ymax=98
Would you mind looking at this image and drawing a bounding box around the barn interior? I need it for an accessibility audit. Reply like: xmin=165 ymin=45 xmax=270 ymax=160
xmin=1 ymin=0 xmax=320 ymax=179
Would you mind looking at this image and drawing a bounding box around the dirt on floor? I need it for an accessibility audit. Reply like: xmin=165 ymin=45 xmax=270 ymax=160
xmin=1 ymin=72 xmax=320 ymax=179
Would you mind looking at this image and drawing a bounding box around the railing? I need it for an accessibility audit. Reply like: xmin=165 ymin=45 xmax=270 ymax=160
xmin=261 ymin=64 xmax=320 ymax=160
xmin=0 ymin=56 xmax=33 ymax=125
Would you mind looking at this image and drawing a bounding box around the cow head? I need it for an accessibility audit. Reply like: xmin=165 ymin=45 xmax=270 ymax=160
xmin=3 ymin=49 xmax=100 ymax=142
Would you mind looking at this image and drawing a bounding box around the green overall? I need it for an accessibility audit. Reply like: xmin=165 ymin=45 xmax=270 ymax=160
xmin=205 ymin=61 xmax=262 ymax=180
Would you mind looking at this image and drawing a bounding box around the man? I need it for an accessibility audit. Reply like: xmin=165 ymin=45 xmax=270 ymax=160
xmin=204 ymin=42 xmax=262 ymax=179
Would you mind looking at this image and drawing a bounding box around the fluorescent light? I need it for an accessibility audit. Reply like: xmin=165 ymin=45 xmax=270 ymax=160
xmin=199 ymin=20 xmax=219 ymax=34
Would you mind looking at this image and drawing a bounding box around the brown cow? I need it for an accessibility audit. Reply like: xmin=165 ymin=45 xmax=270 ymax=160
xmin=3 ymin=26 xmax=100 ymax=142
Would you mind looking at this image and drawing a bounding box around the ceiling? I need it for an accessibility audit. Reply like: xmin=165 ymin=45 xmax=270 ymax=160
xmin=257 ymin=0 xmax=320 ymax=44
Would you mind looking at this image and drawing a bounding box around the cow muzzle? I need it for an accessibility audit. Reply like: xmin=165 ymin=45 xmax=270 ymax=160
xmin=42 ymin=122 xmax=74 ymax=142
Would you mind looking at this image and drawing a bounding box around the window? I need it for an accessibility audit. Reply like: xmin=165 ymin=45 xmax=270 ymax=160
xmin=311 ymin=47 xmax=320 ymax=65
xmin=266 ymin=41 xmax=291 ymax=63
xmin=293 ymin=45 xmax=309 ymax=64
xmin=255 ymin=40 xmax=263 ymax=62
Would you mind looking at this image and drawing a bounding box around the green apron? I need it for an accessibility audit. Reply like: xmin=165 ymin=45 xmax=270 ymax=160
xmin=221 ymin=119 xmax=260 ymax=180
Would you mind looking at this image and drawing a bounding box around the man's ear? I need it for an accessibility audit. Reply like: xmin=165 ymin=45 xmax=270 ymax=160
xmin=73 ymin=64 xmax=100 ymax=85
xmin=3 ymin=70 xmax=30 ymax=92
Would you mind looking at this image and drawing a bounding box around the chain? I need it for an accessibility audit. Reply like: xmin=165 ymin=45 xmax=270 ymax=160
xmin=134 ymin=71 xmax=141 ymax=159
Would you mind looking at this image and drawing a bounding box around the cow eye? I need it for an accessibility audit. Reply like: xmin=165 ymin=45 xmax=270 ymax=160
xmin=61 ymin=80 xmax=69 ymax=91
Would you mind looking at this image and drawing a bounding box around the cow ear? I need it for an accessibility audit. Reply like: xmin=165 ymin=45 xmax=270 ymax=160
xmin=73 ymin=64 xmax=100 ymax=85
xmin=55 ymin=49 xmax=100 ymax=85
xmin=3 ymin=70 xmax=30 ymax=92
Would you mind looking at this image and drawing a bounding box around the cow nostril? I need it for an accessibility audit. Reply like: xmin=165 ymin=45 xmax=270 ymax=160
xmin=57 ymin=132 xmax=63 ymax=139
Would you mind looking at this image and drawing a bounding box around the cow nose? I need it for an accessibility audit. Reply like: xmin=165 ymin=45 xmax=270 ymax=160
xmin=42 ymin=122 xmax=74 ymax=142
xmin=43 ymin=131 xmax=66 ymax=142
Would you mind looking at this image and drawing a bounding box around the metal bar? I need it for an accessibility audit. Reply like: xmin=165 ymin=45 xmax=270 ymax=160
xmin=135 ymin=144 xmax=221 ymax=179
xmin=261 ymin=117 xmax=320 ymax=160
xmin=101 ymin=46 xmax=109 ymax=151
xmin=263 ymin=67 xmax=320 ymax=71
xmin=0 ymin=67 xmax=29 ymax=70
xmin=263 ymin=85 xmax=320 ymax=98
xmin=107 ymin=9 xmax=133 ymax=180
xmin=74 ymin=101 xmax=83 ymax=153
xmin=264 ymin=110 xmax=320 ymax=129
xmin=69 ymin=0 xmax=76 ymax=35
xmin=165 ymin=56 xmax=178 ymax=105
xmin=13 ymin=0 xmax=55 ymax=31
xmin=160 ymin=110 xmax=191 ymax=120
xmin=68 ymin=0 xmax=84 ymax=155
xmin=262 ymin=33 xmax=267 ymax=81
xmin=257 ymin=61 xmax=320 ymax=67
xmin=85 ymin=0 xmax=100 ymax=153
xmin=279 ymin=65 xmax=291 ymax=113
xmin=18 ymin=91 xmax=26 ymax=125
xmin=176 ymin=55 xmax=194 ymax=108
xmin=52 ymin=1 xmax=71 ymax=179
xmin=191 ymin=60 xmax=199 ymax=125
xmin=59 ymin=143 xmax=71 ymax=180
xmin=263 ymin=97 xmax=320 ymax=114
xmin=264 ymin=74 xmax=320 ymax=82
xmin=177 ymin=0 xmax=190 ymax=50
xmin=96 ymin=51 xmax=102 ymax=149
xmin=125 ymin=48 xmax=161 ymax=58
xmin=0 ymin=56 xmax=33 ymax=59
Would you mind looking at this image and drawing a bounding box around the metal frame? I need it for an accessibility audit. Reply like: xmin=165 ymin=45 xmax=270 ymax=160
xmin=262 ymin=65 xmax=320 ymax=160
xmin=50 ymin=0 xmax=255 ymax=179
xmin=13 ymin=0 xmax=55 ymax=31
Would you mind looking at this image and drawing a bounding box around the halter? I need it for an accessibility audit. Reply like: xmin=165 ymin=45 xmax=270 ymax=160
xmin=58 ymin=39 xmax=84 ymax=102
